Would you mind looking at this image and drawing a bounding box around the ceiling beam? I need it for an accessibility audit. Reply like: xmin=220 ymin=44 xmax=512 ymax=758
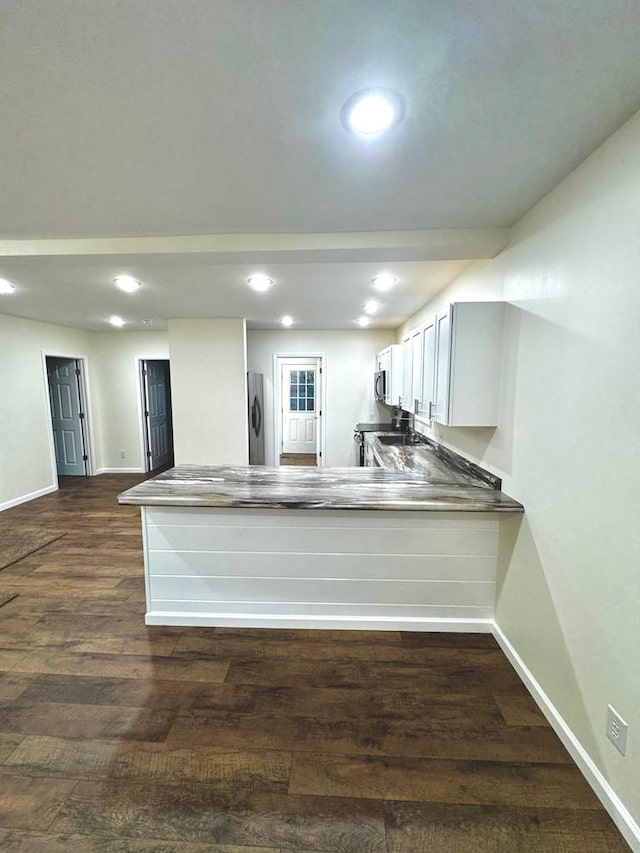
xmin=0 ymin=229 xmax=510 ymax=263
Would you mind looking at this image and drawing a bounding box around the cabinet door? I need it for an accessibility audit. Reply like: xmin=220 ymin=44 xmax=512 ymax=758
xmin=388 ymin=344 xmax=403 ymax=406
xmin=377 ymin=348 xmax=390 ymax=374
xmin=446 ymin=301 xmax=504 ymax=426
xmin=402 ymin=337 xmax=412 ymax=410
xmin=433 ymin=308 xmax=451 ymax=424
xmin=411 ymin=329 xmax=423 ymax=412
xmin=420 ymin=316 xmax=436 ymax=419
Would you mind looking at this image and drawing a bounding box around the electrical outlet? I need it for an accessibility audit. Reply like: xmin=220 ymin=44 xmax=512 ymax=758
xmin=607 ymin=704 xmax=628 ymax=756
xmin=120 ymin=451 xmax=126 ymax=460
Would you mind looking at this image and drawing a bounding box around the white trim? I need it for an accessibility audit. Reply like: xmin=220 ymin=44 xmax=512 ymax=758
xmin=95 ymin=467 xmax=144 ymax=474
xmin=492 ymin=622 xmax=640 ymax=852
xmin=136 ymin=357 xmax=149 ymax=472
xmin=0 ymin=484 xmax=58 ymax=513
xmin=41 ymin=351 xmax=60 ymax=487
xmin=146 ymin=613 xmax=494 ymax=632
xmin=76 ymin=357 xmax=95 ymax=476
xmin=273 ymin=352 xmax=326 ymax=466
xmin=141 ymin=506 xmax=152 ymax=614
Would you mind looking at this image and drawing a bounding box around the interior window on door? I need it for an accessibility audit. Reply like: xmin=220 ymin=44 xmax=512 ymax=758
xmin=289 ymin=370 xmax=315 ymax=412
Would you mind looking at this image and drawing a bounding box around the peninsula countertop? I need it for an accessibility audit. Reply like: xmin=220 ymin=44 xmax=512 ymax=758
xmin=117 ymin=464 xmax=524 ymax=513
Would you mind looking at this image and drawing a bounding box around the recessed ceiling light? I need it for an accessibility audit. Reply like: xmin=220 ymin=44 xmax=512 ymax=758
xmin=113 ymin=274 xmax=142 ymax=293
xmin=372 ymin=273 xmax=398 ymax=292
xmin=0 ymin=278 xmax=16 ymax=294
xmin=108 ymin=315 xmax=126 ymax=327
xmin=356 ymin=316 xmax=370 ymax=327
xmin=342 ymin=88 xmax=405 ymax=136
xmin=363 ymin=300 xmax=380 ymax=315
xmin=247 ymin=274 xmax=274 ymax=292
xmin=281 ymin=315 xmax=293 ymax=327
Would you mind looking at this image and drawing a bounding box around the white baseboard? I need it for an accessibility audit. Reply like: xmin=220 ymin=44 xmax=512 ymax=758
xmin=492 ymin=623 xmax=640 ymax=852
xmin=95 ymin=467 xmax=144 ymax=475
xmin=146 ymin=612 xmax=495 ymax=632
xmin=0 ymin=483 xmax=57 ymax=512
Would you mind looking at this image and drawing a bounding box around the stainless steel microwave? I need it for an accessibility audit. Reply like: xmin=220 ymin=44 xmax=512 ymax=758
xmin=374 ymin=369 xmax=386 ymax=402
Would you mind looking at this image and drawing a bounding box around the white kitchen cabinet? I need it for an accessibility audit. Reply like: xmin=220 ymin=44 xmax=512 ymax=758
xmin=376 ymin=344 xmax=403 ymax=406
xmin=401 ymin=335 xmax=412 ymax=410
xmin=430 ymin=302 xmax=505 ymax=427
xmin=420 ymin=315 xmax=437 ymax=419
xmin=401 ymin=328 xmax=423 ymax=413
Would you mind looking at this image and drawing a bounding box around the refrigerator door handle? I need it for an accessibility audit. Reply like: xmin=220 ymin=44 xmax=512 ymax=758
xmin=254 ymin=395 xmax=262 ymax=437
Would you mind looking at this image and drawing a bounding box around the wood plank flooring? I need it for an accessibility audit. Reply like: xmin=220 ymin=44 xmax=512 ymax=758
xmin=279 ymin=454 xmax=317 ymax=466
xmin=0 ymin=473 xmax=629 ymax=852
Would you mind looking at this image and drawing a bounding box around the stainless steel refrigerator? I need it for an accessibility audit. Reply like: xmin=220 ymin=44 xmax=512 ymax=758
xmin=247 ymin=371 xmax=265 ymax=464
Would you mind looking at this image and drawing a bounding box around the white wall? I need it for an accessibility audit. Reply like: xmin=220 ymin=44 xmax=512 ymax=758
xmin=90 ymin=331 xmax=169 ymax=472
xmin=0 ymin=316 xmax=173 ymax=506
xmin=168 ymin=319 xmax=248 ymax=465
xmin=0 ymin=314 xmax=91 ymax=509
xmin=400 ymin=109 xmax=640 ymax=836
xmin=247 ymin=329 xmax=395 ymax=466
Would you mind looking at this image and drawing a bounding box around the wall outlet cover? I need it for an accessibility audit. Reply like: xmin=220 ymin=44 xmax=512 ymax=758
xmin=607 ymin=704 xmax=628 ymax=756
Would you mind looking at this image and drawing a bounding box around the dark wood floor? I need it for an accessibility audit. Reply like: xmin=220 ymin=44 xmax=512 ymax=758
xmin=0 ymin=474 xmax=629 ymax=852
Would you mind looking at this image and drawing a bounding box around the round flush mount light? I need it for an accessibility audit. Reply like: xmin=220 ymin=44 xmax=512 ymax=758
xmin=356 ymin=316 xmax=370 ymax=327
xmin=0 ymin=278 xmax=16 ymax=294
xmin=342 ymin=88 xmax=405 ymax=136
xmin=247 ymin=273 xmax=274 ymax=292
xmin=108 ymin=315 xmax=126 ymax=328
xmin=281 ymin=315 xmax=293 ymax=327
xmin=113 ymin=274 xmax=142 ymax=293
xmin=363 ymin=300 xmax=380 ymax=315
xmin=371 ymin=273 xmax=398 ymax=292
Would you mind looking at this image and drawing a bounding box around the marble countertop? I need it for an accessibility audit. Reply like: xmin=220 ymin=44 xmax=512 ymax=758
xmin=365 ymin=432 xmax=501 ymax=489
xmin=118 ymin=464 xmax=523 ymax=513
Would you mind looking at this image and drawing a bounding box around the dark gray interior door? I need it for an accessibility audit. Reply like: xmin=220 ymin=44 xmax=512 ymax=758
xmin=142 ymin=360 xmax=174 ymax=471
xmin=47 ymin=357 xmax=87 ymax=476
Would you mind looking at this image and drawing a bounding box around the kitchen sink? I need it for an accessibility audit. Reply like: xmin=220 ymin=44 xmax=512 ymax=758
xmin=377 ymin=434 xmax=424 ymax=446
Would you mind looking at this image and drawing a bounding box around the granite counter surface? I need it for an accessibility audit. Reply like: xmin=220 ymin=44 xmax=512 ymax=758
xmin=118 ymin=464 xmax=523 ymax=512
xmin=365 ymin=432 xmax=502 ymax=489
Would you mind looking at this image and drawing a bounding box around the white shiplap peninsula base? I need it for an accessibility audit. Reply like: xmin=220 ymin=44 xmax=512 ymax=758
xmin=119 ymin=465 xmax=523 ymax=633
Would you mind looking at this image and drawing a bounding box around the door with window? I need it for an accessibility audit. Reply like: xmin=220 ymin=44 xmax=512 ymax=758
xmin=282 ymin=364 xmax=318 ymax=454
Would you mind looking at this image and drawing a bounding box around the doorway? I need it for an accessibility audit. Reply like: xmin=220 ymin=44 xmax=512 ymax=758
xmin=274 ymin=355 xmax=325 ymax=466
xmin=139 ymin=360 xmax=174 ymax=472
xmin=45 ymin=355 xmax=92 ymax=477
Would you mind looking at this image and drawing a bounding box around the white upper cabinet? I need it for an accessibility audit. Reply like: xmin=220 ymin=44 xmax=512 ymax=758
xmin=429 ymin=302 xmax=505 ymax=427
xmin=433 ymin=309 xmax=451 ymax=423
xmin=401 ymin=328 xmax=423 ymax=413
xmin=376 ymin=346 xmax=390 ymax=375
xmin=411 ymin=330 xmax=423 ymax=411
xmin=401 ymin=335 xmax=412 ymax=410
xmin=376 ymin=344 xmax=403 ymax=407
xmin=383 ymin=302 xmax=503 ymax=423
xmin=420 ymin=315 xmax=437 ymax=420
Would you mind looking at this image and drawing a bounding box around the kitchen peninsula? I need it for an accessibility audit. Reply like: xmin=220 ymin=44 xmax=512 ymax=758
xmin=119 ymin=455 xmax=523 ymax=633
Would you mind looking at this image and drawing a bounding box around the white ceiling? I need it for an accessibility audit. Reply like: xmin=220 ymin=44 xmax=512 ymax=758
xmin=1 ymin=0 xmax=639 ymax=330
